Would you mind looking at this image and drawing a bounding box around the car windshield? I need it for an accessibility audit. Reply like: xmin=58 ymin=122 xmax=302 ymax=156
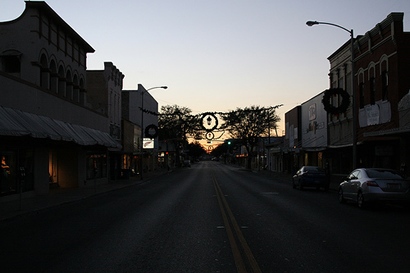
xmin=366 ymin=169 xmax=404 ymax=179
xmin=304 ymin=166 xmax=324 ymax=173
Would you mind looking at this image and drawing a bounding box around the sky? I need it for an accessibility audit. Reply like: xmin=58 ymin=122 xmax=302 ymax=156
xmin=1 ymin=0 xmax=410 ymax=136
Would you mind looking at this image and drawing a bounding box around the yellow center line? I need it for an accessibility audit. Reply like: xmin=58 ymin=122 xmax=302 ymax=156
xmin=213 ymin=176 xmax=262 ymax=273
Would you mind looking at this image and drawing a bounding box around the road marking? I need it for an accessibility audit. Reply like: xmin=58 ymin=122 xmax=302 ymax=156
xmin=213 ymin=177 xmax=262 ymax=273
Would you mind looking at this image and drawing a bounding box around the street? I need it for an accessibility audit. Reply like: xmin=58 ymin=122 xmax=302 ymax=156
xmin=1 ymin=161 xmax=410 ymax=273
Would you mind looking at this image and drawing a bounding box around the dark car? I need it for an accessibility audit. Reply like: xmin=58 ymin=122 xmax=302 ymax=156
xmin=292 ymin=166 xmax=328 ymax=191
xmin=338 ymin=168 xmax=410 ymax=208
xmin=183 ymin=160 xmax=191 ymax=167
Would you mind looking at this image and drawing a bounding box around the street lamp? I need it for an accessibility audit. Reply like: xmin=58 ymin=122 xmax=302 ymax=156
xmin=306 ymin=20 xmax=357 ymax=169
xmin=137 ymin=84 xmax=167 ymax=180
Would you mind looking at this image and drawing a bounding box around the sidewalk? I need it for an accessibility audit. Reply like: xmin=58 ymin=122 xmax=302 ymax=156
xmin=0 ymin=169 xmax=169 ymax=222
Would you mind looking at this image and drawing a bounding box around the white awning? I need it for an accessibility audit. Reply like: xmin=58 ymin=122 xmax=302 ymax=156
xmin=0 ymin=106 xmax=121 ymax=149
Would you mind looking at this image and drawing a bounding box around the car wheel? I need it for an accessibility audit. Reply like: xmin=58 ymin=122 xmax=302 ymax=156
xmin=357 ymin=192 xmax=365 ymax=208
xmin=338 ymin=188 xmax=346 ymax=204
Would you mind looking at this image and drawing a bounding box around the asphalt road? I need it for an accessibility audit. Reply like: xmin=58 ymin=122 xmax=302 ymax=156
xmin=1 ymin=161 xmax=410 ymax=273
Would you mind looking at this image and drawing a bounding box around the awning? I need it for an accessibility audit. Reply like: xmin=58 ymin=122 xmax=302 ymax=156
xmin=0 ymin=106 xmax=121 ymax=149
xmin=363 ymin=126 xmax=410 ymax=137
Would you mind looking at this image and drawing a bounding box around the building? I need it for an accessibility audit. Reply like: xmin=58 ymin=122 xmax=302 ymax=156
xmin=87 ymin=62 xmax=124 ymax=179
xmin=0 ymin=1 xmax=119 ymax=198
xmin=327 ymin=38 xmax=355 ymax=176
xmin=283 ymin=93 xmax=327 ymax=172
xmin=122 ymin=84 xmax=160 ymax=177
xmin=354 ymin=12 xmax=410 ymax=175
xmin=265 ymin=136 xmax=284 ymax=172
xmin=327 ymin=12 xmax=410 ymax=177
xmin=286 ymin=12 xmax=410 ymax=180
xmin=300 ymin=92 xmax=327 ymax=167
xmin=284 ymin=106 xmax=301 ymax=174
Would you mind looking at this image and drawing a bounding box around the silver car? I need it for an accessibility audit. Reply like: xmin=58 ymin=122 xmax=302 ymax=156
xmin=338 ymin=168 xmax=410 ymax=208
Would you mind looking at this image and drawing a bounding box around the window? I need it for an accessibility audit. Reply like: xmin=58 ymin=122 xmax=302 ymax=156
xmin=40 ymin=54 xmax=49 ymax=89
xmin=382 ymin=71 xmax=388 ymax=100
xmin=1 ymin=149 xmax=34 ymax=196
xmin=349 ymin=170 xmax=359 ymax=179
xmin=359 ymin=82 xmax=365 ymax=108
xmin=2 ymin=55 xmax=20 ymax=73
xmin=65 ymin=70 xmax=72 ymax=99
xmin=358 ymin=170 xmax=366 ymax=179
xmin=370 ymin=77 xmax=376 ymax=105
xmin=86 ymin=153 xmax=107 ymax=179
xmin=380 ymin=57 xmax=389 ymax=100
xmin=49 ymin=60 xmax=58 ymax=93
xmin=368 ymin=65 xmax=376 ymax=105
xmin=48 ymin=150 xmax=58 ymax=184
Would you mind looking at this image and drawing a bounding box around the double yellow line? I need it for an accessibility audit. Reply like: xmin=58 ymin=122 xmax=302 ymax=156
xmin=213 ymin=176 xmax=262 ymax=273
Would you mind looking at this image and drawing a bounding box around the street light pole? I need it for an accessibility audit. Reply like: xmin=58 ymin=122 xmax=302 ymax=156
xmin=138 ymin=84 xmax=167 ymax=180
xmin=306 ymin=20 xmax=357 ymax=169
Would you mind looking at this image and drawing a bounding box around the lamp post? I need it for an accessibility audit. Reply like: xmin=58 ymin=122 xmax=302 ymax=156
xmin=306 ymin=20 xmax=357 ymax=169
xmin=138 ymin=84 xmax=167 ymax=180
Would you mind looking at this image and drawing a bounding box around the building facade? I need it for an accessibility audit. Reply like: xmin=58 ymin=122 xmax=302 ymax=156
xmin=0 ymin=1 xmax=119 ymax=198
xmin=122 ymin=84 xmax=160 ymax=177
xmin=86 ymin=62 xmax=124 ymax=179
xmin=301 ymin=92 xmax=327 ymax=167
xmin=284 ymin=106 xmax=302 ymax=174
xmin=327 ymin=39 xmax=355 ymax=176
xmin=286 ymin=12 xmax=410 ymax=179
xmin=354 ymin=12 xmax=410 ymax=175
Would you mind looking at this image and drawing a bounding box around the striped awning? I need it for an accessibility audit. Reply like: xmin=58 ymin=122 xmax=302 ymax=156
xmin=0 ymin=106 xmax=121 ymax=149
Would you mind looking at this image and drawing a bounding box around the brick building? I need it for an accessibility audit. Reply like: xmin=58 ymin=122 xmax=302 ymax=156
xmin=354 ymin=12 xmax=410 ymax=175
xmin=287 ymin=12 xmax=410 ymax=179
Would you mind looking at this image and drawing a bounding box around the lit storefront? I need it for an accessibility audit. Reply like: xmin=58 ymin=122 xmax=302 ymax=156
xmin=0 ymin=106 xmax=120 ymax=197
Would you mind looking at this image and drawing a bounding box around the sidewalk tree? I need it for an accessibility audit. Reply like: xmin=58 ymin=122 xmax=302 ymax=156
xmin=187 ymin=141 xmax=207 ymax=159
xmin=221 ymin=105 xmax=281 ymax=169
xmin=158 ymin=105 xmax=201 ymax=165
xmin=158 ymin=105 xmax=203 ymax=141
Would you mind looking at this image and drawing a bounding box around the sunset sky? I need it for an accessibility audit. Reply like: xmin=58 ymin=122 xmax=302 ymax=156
xmin=2 ymin=0 xmax=410 ymax=136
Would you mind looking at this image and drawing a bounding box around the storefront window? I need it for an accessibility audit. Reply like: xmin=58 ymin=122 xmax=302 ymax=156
xmin=49 ymin=150 xmax=58 ymax=185
xmin=86 ymin=153 xmax=107 ymax=180
xmin=0 ymin=149 xmax=34 ymax=196
xmin=1 ymin=153 xmax=13 ymax=194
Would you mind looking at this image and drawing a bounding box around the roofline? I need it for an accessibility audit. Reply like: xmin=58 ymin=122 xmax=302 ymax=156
xmin=25 ymin=1 xmax=95 ymax=53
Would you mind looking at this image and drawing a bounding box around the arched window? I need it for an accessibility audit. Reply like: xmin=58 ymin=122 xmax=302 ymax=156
xmin=368 ymin=63 xmax=376 ymax=105
xmin=58 ymin=65 xmax=66 ymax=97
xmin=66 ymin=69 xmax=73 ymax=99
xmin=73 ymin=74 xmax=79 ymax=102
xmin=381 ymin=71 xmax=388 ymax=100
xmin=49 ymin=59 xmax=58 ymax=93
xmin=79 ymin=77 xmax=86 ymax=105
xmin=40 ymin=54 xmax=49 ymax=89
xmin=358 ymin=69 xmax=365 ymax=108
xmin=380 ymin=56 xmax=389 ymax=101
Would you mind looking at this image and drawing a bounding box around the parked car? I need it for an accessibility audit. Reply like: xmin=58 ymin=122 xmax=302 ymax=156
xmin=183 ymin=160 xmax=191 ymax=167
xmin=338 ymin=168 xmax=410 ymax=208
xmin=292 ymin=166 xmax=328 ymax=191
